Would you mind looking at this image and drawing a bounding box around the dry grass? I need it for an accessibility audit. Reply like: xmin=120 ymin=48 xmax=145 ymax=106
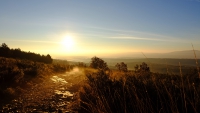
xmin=78 ymin=67 xmax=200 ymax=113
xmin=192 ymin=44 xmax=200 ymax=78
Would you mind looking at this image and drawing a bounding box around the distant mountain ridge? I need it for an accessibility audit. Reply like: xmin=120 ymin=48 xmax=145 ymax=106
xmin=113 ymin=50 xmax=200 ymax=59
xmin=146 ymin=50 xmax=200 ymax=59
xmin=57 ymin=50 xmax=200 ymax=62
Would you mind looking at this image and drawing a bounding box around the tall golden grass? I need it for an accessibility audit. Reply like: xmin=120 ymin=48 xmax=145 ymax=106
xmin=78 ymin=63 xmax=200 ymax=113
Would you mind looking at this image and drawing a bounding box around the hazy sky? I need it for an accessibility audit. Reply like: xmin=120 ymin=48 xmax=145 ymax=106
xmin=0 ymin=0 xmax=200 ymax=58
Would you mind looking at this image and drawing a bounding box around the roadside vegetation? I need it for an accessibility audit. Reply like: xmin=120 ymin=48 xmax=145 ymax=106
xmin=0 ymin=43 xmax=200 ymax=113
xmin=78 ymin=56 xmax=200 ymax=113
xmin=0 ymin=43 xmax=72 ymax=108
xmin=0 ymin=56 xmax=73 ymax=106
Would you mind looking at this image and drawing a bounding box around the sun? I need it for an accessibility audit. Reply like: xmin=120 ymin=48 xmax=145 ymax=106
xmin=61 ymin=36 xmax=75 ymax=50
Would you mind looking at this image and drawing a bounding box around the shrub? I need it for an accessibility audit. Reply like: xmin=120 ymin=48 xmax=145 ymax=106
xmin=90 ymin=56 xmax=109 ymax=71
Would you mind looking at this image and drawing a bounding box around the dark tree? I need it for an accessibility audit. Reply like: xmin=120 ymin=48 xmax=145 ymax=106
xmin=0 ymin=43 xmax=53 ymax=64
xmin=1 ymin=43 xmax=9 ymax=49
xmin=46 ymin=54 xmax=53 ymax=64
xmin=140 ymin=62 xmax=150 ymax=72
xmin=115 ymin=62 xmax=128 ymax=72
xmin=135 ymin=62 xmax=150 ymax=72
xmin=0 ymin=43 xmax=11 ymax=57
xmin=90 ymin=56 xmax=109 ymax=71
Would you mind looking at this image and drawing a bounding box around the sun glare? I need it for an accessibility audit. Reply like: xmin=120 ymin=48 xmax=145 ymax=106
xmin=61 ymin=36 xmax=75 ymax=50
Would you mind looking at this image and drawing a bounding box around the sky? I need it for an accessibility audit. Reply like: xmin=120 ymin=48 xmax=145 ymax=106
xmin=0 ymin=0 xmax=200 ymax=58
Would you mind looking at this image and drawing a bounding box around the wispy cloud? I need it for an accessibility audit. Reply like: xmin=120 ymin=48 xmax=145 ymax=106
xmin=67 ymin=24 xmax=187 ymax=42
xmin=109 ymin=36 xmax=166 ymax=41
xmin=0 ymin=39 xmax=60 ymax=44
xmin=79 ymin=25 xmax=176 ymax=39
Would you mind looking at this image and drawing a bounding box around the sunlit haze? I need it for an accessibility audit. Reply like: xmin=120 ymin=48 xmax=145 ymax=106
xmin=0 ymin=0 xmax=200 ymax=59
xmin=61 ymin=35 xmax=75 ymax=51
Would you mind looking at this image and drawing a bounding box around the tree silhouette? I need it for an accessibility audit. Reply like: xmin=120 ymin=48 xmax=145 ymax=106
xmin=135 ymin=62 xmax=150 ymax=73
xmin=115 ymin=62 xmax=128 ymax=72
xmin=0 ymin=43 xmax=53 ymax=64
xmin=0 ymin=43 xmax=11 ymax=57
xmin=1 ymin=43 xmax=9 ymax=49
xmin=90 ymin=56 xmax=109 ymax=71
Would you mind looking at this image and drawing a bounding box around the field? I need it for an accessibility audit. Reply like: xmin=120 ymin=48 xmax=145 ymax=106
xmin=79 ymin=58 xmax=199 ymax=74
xmin=0 ymin=56 xmax=200 ymax=113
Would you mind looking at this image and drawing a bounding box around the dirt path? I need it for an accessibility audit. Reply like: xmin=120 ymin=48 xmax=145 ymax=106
xmin=1 ymin=67 xmax=85 ymax=113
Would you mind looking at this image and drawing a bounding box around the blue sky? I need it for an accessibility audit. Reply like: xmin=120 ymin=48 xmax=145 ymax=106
xmin=0 ymin=0 xmax=200 ymax=58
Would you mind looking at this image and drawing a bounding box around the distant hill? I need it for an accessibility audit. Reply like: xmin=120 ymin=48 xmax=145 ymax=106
xmin=113 ymin=50 xmax=200 ymax=59
xmin=155 ymin=50 xmax=200 ymax=59
xmin=60 ymin=50 xmax=200 ymax=62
